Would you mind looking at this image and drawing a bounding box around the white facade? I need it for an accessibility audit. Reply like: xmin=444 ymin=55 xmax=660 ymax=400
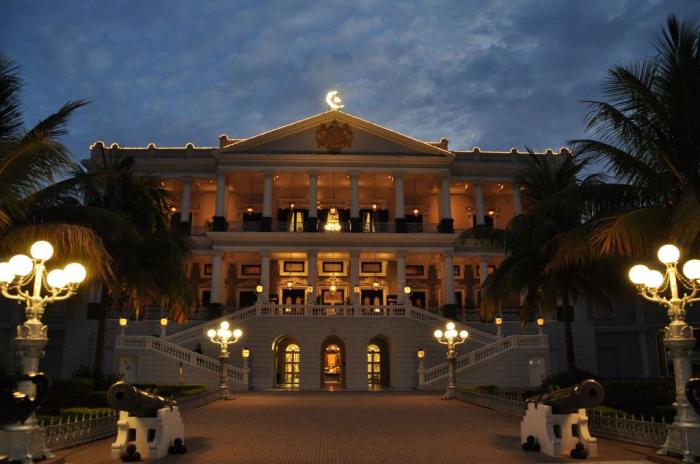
xmin=80 ymin=108 xmax=575 ymax=390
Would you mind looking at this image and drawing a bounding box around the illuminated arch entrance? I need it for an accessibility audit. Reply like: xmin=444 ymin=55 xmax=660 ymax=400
xmin=321 ymin=336 xmax=345 ymax=390
xmin=367 ymin=336 xmax=390 ymax=389
xmin=273 ymin=336 xmax=300 ymax=388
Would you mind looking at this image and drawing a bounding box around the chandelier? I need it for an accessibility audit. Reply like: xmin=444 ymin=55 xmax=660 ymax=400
xmin=324 ymin=207 xmax=341 ymax=232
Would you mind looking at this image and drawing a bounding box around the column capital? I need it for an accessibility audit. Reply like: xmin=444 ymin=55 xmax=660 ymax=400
xmin=439 ymin=170 xmax=451 ymax=180
xmin=182 ymin=175 xmax=192 ymax=184
xmin=259 ymin=249 xmax=271 ymax=258
xmin=392 ymin=170 xmax=405 ymax=179
xmin=307 ymin=169 xmax=320 ymax=177
xmin=473 ymin=178 xmax=484 ymax=186
xmin=479 ymin=254 xmax=491 ymax=262
xmin=349 ymin=170 xmax=361 ymax=178
xmin=350 ymin=250 xmax=361 ymax=258
xmin=395 ymin=250 xmax=407 ymax=260
xmin=442 ymin=250 xmax=454 ymax=259
xmin=307 ymin=249 xmax=318 ymax=258
xmin=213 ymin=249 xmax=224 ymax=258
xmin=263 ymin=170 xmax=274 ymax=178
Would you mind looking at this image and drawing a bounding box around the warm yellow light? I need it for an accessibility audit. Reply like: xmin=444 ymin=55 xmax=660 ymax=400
xmin=371 ymin=203 xmax=377 ymax=211
xmin=246 ymin=207 xmax=253 ymax=214
xmin=233 ymin=328 xmax=242 ymax=338
xmin=287 ymin=281 xmax=293 ymax=288
xmin=495 ymin=317 xmax=503 ymax=325
xmin=9 ymin=254 xmax=33 ymax=276
xmin=242 ymin=347 xmax=250 ymax=359
xmin=330 ymin=284 xmax=337 ymax=292
xmin=645 ymin=270 xmax=664 ymax=289
xmin=46 ymin=269 xmax=68 ymax=288
xmin=256 ymin=285 xmax=263 ymax=293
xmin=170 ymin=206 xmax=177 ymax=213
xmin=417 ymin=349 xmax=425 ymax=359
xmin=628 ymin=264 xmax=650 ymax=285
xmin=446 ymin=329 xmax=458 ymax=339
xmin=446 ymin=322 xmax=456 ymax=331
xmin=160 ymin=318 xmax=168 ymax=327
xmin=537 ymin=318 xmax=544 ymax=326
xmin=119 ymin=317 xmax=128 ymax=327
xmin=459 ymin=330 xmax=468 ymax=339
xmin=683 ymin=260 xmax=700 ymax=280
xmin=373 ymin=281 xmax=379 ymax=288
xmin=30 ymin=241 xmax=54 ymax=261
xmin=658 ymin=244 xmax=680 ymax=264
xmin=0 ymin=262 xmax=14 ymax=283
xmin=434 ymin=329 xmax=443 ymax=339
xmin=412 ymin=208 xmax=419 ymax=216
xmin=64 ymin=263 xmax=87 ymax=283
xmin=220 ymin=320 xmax=230 ymax=330
xmin=354 ymin=286 xmax=361 ymax=294
xmin=403 ymin=286 xmax=411 ymax=295
xmin=207 ymin=328 xmax=216 ymax=338
xmin=306 ymin=286 xmax=314 ymax=293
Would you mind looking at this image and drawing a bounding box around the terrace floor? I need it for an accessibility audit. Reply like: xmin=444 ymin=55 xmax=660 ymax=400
xmin=59 ymin=391 xmax=666 ymax=463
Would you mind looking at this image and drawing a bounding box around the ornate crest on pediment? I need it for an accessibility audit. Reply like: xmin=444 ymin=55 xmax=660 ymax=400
xmin=315 ymin=120 xmax=353 ymax=152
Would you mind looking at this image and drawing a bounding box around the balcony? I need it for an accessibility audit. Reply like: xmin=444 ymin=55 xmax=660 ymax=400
xmin=192 ymin=221 xmax=451 ymax=235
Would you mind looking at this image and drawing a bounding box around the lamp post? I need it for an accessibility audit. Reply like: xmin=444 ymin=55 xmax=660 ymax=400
xmin=119 ymin=317 xmax=128 ymax=336
xmin=628 ymin=244 xmax=700 ymax=462
xmin=495 ymin=317 xmax=503 ymax=338
xmin=433 ymin=322 xmax=468 ymax=400
xmin=207 ymin=321 xmax=242 ymax=400
xmin=255 ymin=284 xmax=263 ymax=304
xmin=159 ymin=317 xmax=168 ymax=337
xmin=0 ymin=240 xmax=86 ymax=461
xmin=242 ymin=347 xmax=250 ymax=387
xmin=416 ymin=348 xmax=425 ymax=388
xmin=536 ymin=317 xmax=544 ymax=336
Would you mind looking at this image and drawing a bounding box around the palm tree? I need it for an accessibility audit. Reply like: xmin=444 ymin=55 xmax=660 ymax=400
xmin=480 ymin=153 xmax=615 ymax=376
xmin=77 ymin=149 xmax=194 ymax=376
xmin=560 ymin=16 xmax=700 ymax=266
xmin=0 ymin=53 xmax=112 ymax=278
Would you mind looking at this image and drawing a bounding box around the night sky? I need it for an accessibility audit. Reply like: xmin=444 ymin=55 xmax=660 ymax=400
xmin=1 ymin=1 xmax=697 ymax=160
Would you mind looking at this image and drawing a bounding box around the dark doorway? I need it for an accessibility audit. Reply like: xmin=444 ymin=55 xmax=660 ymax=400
xmin=410 ymin=291 xmax=426 ymax=308
xmin=274 ymin=336 xmax=300 ymax=388
xmin=361 ymin=289 xmax=383 ymax=306
xmin=282 ymin=289 xmax=305 ymax=305
xmin=239 ymin=290 xmax=257 ymax=308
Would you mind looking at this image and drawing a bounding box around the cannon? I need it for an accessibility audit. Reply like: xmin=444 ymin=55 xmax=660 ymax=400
xmin=521 ymin=379 xmax=604 ymax=458
xmin=107 ymin=381 xmax=185 ymax=461
xmin=687 ymin=378 xmax=700 ymax=413
xmin=107 ymin=381 xmax=175 ymax=417
xmin=533 ymin=379 xmax=605 ymax=414
xmin=0 ymin=372 xmax=50 ymax=427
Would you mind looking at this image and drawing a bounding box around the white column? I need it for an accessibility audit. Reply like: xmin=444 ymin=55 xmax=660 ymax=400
xmin=210 ymin=251 xmax=224 ymax=304
xmin=513 ymin=183 xmax=522 ymax=215
xmin=350 ymin=170 xmax=360 ymax=218
xmin=215 ymin=173 xmax=227 ymax=218
xmin=307 ymin=249 xmax=318 ymax=303
xmin=181 ymin=176 xmax=191 ymax=222
xmin=350 ymin=250 xmax=360 ymax=304
xmin=308 ymin=170 xmax=319 ymax=218
xmin=260 ymin=250 xmax=270 ymax=303
xmin=474 ymin=180 xmax=485 ymax=225
xmin=442 ymin=252 xmax=455 ymax=305
xmin=393 ymin=171 xmax=405 ymax=219
xmin=439 ymin=172 xmax=452 ymax=220
xmin=479 ymin=256 xmax=490 ymax=285
xmin=262 ymin=171 xmax=273 ymax=218
xmin=396 ymin=251 xmax=406 ymax=303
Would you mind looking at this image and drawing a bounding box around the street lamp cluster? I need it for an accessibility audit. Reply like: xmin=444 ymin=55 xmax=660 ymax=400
xmin=628 ymin=244 xmax=700 ymax=460
xmin=207 ymin=321 xmax=243 ymax=399
xmin=0 ymin=240 xmax=86 ymax=461
xmin=434 ymin=322 xmax=468 ymax=400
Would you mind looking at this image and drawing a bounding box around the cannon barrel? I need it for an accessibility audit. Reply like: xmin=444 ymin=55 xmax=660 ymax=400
xmin=107 ymin=381 xmax=175 ymax=417
xmin=535 ymin=379 xmax=605 ymax=414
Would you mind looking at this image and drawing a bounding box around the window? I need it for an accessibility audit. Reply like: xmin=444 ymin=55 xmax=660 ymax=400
xmin=284 ymin=344 xmax=301 ymax=385
xmin=288 ymin=211 xmax=304 ymax=232
xmin=367 ymin=344 xmax=381 ymax=385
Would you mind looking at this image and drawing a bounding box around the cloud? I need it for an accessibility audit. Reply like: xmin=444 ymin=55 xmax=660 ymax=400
xmin=0 ymin=0 xmax=696 ymax=159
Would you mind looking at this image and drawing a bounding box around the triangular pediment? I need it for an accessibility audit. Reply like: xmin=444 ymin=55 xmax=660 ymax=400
xmin=218 ymin=110 xmax=452 ymax=157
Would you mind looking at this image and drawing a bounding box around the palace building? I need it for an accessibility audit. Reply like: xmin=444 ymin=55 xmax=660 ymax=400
xmin=2 ymin=98 xmax=676 ymax=391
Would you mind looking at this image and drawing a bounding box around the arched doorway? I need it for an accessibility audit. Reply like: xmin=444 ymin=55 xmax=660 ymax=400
xmin=273 ymin=336 xmax=301 ymax=388
xmin=321 ymin=337 xmax=345 ymax=390
xmin=367 ymin=336 xmax=390 ymax=389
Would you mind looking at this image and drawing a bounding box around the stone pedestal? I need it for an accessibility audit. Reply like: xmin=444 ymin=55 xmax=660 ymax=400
xmin=111 ymin=407 xmax=185 ymax=461
xmin=520 ymin=403 xmax=597 ymax=458
xmin=0 ymin=426 xmax=49 ymax=464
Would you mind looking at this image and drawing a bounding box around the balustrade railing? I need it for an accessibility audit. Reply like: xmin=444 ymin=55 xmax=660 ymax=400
xmin=423 ymin=335 xmax=547 ymax=383
xmin=195 ymin=221 xmax=455 ymax=234
xmin=117 ymin=335 xmax=245 ymax=383
xmin=454 ymin=388 xmax=669 ymax=448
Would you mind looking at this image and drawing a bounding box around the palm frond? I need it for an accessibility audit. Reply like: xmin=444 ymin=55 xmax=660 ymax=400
xmin=0 ymin=53 xmax=22 ymax=139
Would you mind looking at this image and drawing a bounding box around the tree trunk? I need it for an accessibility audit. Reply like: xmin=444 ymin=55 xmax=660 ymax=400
xmin=561 ymin=289 xmax=579 ymax=377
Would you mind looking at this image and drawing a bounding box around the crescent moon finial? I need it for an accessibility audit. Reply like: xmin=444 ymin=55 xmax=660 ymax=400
xmin=325 ymin=90 xmax=344 ymax=110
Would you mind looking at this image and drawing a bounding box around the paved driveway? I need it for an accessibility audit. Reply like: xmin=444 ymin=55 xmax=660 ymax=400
xmin=60 ymin=391 xmax=660 ymax=463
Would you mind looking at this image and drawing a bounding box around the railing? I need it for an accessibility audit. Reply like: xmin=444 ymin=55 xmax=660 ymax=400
xmin=423 ymin=335 xmax=548 ymax=383
xmin=116 ymin=335 xmax=246 ymax=384
xmin=42 ymin=388 xmax=222 ymax=452
xmin=194 ymin=221 xmax=455 ymax=234
xmin=454 ymin=388 xmax=669 ymax=448
xmin=165 ymin=304 xmax=495 ymax=348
